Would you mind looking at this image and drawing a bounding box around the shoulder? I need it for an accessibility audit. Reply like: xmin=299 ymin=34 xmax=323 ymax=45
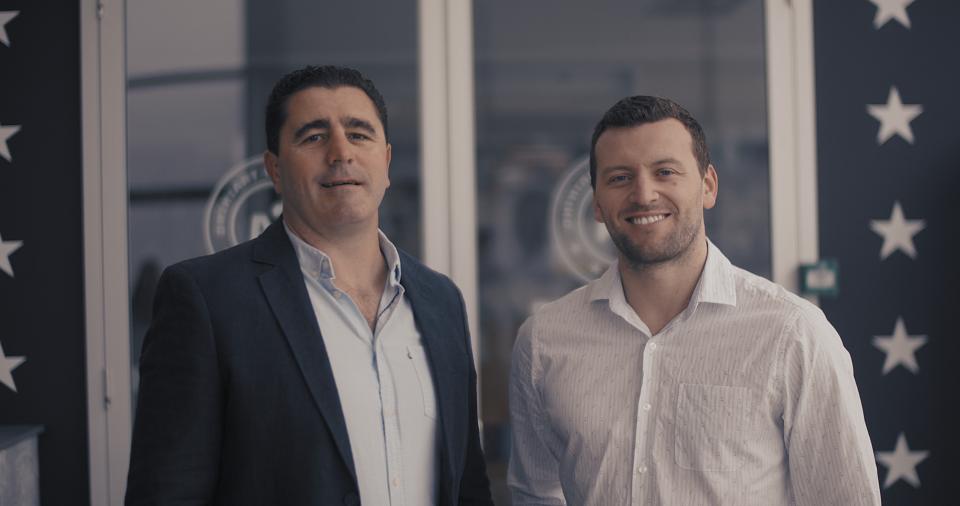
xmin=731 ymin=266 xmax=822 ymax=323
xmin=397 ymin=248 xmax=460 ymax=296
xmin=164 ymin=239 xmax=257 ymax=282
xmin=517 ymin=282 xmax=594 ymax=345
xmin=729 ymin=265 xmax=844 ymax=354
xmin=532 ymin=283 xmax=593 ymax=322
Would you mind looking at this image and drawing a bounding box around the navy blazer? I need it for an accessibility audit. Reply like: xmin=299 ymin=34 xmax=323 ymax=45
xmin=126 ymin=221 xmax=493 ymax=505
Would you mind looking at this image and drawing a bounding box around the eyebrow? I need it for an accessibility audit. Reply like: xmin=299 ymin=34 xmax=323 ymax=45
xmin=342 ymin=116 xmax=377 ymax=136
xmin=651 ymin=157 xmax=684 ymax=166
xmin=293 ymin=119 xmax=331 ymax=141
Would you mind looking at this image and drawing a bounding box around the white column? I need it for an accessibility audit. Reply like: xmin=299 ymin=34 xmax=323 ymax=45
xmin=765 ymin=0 xmax=820 ymax=300
xmin=82 ymin=0 xmax=132 ymax=504
xmin=418 ymin=0 xmax=480 ymax=356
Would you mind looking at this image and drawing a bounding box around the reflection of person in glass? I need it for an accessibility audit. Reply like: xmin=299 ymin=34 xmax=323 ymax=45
xmin=508 ymin=96 xmax=880 ymax=505
xmin=126 ymin=66 xmax=493 ymax=506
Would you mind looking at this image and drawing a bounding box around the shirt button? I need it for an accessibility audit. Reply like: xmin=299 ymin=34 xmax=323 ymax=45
xmin=648 ymin=342 xmax=657 ymax=351
xmin=637 ymin=465 xmax=648 ymax=474
xmin=642 ymin=403 xmax=651 ymax=411
xmin=333 ymin=291 xmax=342 ymax=299
xmin=392 ymin=478 xmax=400 ymax=487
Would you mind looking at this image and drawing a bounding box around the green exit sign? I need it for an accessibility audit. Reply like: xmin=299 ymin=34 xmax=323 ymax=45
xmin=799 ymin=259 xmax=839 ymax=297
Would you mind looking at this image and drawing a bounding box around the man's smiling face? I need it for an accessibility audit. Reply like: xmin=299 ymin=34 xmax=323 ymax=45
xmin=264 ymin=85 xmax=392 ymax=236
xmin=592 ymin=118 xmax=717 ymax=269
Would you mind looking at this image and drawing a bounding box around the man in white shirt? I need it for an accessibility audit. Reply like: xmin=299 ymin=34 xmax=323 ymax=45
xmin=508 ymin=95 xmax=881 ymax=505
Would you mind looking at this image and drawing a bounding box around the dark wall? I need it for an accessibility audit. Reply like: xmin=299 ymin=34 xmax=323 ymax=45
xmin=814 ymin=1 xmax=959 ymax=504
xmin=0 ymin=0 xmax=90 ymax=504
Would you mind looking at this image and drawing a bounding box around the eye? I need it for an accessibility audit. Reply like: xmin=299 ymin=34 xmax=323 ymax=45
xmin=303 ymin=133 xmax=327 ymax=144
xmin=608 ymin=174 xmax=630 ymax=184
xmin=656 ymin=168 xmax=677 ymax=177
xmin=347 ymin=132 xmax=372 ymax=141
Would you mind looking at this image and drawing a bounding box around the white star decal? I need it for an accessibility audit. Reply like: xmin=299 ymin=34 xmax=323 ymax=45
xmin=876 ymin=433 xmax=929 ymax=489
xmin=0 ymin=232 xmax=23 ymax=278
xmin=867 ymin=87 xmax=923 ymax=145
xmin=0 ymin=11 xmax=18 ymax=47
xmin=869 ymin=201 xmax=925 ymax=260
xmin=0 ymin=339 xmax=26 ymax=393
xmin=0 ymin=122 xmax=21 ymax=162
xmin=873 ymin=317 xmax=927 ymax=374
xmin=868 ymin=0 xmax=915 ymax=29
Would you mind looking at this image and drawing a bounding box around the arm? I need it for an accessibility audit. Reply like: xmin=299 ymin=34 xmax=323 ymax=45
xmin=455 ymin=287 xmax=494 ymax=505
xmin=508 ymin=319 xmax=565 ymax=506
xmin=781 ymin=308 xmax=882 ymax=506
xmin=125 ymin=264 xmax=223 ymax=505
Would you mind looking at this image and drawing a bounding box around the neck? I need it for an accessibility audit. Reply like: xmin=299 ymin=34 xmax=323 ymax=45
xmin=619 ymin=236 xmax=709 ymax=335
xmin=285 ymin=216 xmax=387 ymax=290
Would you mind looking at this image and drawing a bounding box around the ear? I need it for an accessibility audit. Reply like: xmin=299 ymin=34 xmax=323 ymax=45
xmin=702 ymin=164 xmax=718 ymax=209
xmin=385 ymin=143 xmax=393 ymax=188
xmin=263 ymin=150 xmax=282 ymax=193
xmin=592 ymin=193 xmax=603 ymax=223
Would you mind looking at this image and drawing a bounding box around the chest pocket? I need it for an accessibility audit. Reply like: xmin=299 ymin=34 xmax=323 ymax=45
xmin=674 ymin=383 xmax=753 ymax=471
xmin=406 ymin=345 xmax=438 ymax=419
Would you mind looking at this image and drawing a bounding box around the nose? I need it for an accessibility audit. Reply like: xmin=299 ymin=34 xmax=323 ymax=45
xmin=325 ymin=130 xmax=354 ymax=166
xmin=631 ymin=173 xmax=658 ymax=205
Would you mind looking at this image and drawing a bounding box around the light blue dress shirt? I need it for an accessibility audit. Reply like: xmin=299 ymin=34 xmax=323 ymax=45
xmin=285 ymin=224 xmax=439 ymax=506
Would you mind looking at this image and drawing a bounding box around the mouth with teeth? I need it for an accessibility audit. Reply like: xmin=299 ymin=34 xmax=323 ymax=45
xmin=320 ymin=180 xmax=361 ymax=188
xmin=626 ymin=214 xmax=669 ymax=225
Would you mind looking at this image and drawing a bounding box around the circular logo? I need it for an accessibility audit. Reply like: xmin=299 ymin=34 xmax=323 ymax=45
xmin=549 ymin=156 xmax=617 ymax=282
xmin=204 ymin=156 xmax=282 ymax=254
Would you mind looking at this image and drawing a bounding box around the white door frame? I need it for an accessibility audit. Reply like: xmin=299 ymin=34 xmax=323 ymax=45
xmin=766 ymin=0 xmax=821 ymax=295
xmin=81 ymin=0 xmax=817 ymax=503
xmin=81 ymin=0 xmax=131 ymax=504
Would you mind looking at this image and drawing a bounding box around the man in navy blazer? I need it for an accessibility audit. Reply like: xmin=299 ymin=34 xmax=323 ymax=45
xmin=126 ymin=65 xmax=493 ymax=505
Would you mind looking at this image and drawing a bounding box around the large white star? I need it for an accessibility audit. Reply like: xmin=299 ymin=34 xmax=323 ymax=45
xmin=873 ymin=317 xmax=927 ymax=374
xmin=0 ymin=232 xmax=23 ymax=277
xmin=0 ymin=11 xmax=18 ymax=47
xmin=0 ymin=122 xmax=21 ymax=162
xmin=0 ymin=340 xmax=26 ymax=393
xmin=868 ymin=0 xmax=915 ymax=29
xmin=870 ymin=201 xmax=925 ymax=260
xmin=876 ymin=433 xmax=929 ymax=489
xmin=867 ymin=87 xmax=923 ymax=145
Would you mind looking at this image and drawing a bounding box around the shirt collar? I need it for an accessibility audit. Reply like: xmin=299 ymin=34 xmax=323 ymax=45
xmin=283 ymin=221 xmax=403 ymax=287
xmin=588 ymin=238 xmax=737 ymax=308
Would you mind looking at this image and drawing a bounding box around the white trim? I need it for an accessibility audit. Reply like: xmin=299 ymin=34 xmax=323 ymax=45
xmin=445 ymin=0 xmax=480 ymax=359
xmin=82 ymin=0 xmax=132 ymax=504
xmin=418 ymin=0 xmax=451 ymax=276
xmin=765 ymin=0 xmax=820 ymax=299
xmin=418 ymin=0 xmax=480 ymax=354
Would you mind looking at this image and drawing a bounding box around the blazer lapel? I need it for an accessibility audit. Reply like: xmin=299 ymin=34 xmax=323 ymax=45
xmin=253 ymin=221 xmax=357 ymax=481
xmin=400 ymin=256 xmax=466 ymax=491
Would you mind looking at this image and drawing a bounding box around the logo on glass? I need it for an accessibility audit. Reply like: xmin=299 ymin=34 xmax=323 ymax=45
xmin=550 ymin=157 xmax=617 ymax=283
xmin=204 ymin=156 xmax=282 ymax=254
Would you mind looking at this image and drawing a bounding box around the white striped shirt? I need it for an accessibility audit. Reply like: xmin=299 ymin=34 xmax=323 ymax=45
xmin=508 ymin=241 xmax=881 ymax=505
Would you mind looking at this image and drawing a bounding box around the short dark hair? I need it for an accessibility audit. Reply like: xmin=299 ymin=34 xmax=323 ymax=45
xmin=589 ymin=95 xmax=711 ymax=188
xmin=265 ymin=65 xmax=389 ymax=154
